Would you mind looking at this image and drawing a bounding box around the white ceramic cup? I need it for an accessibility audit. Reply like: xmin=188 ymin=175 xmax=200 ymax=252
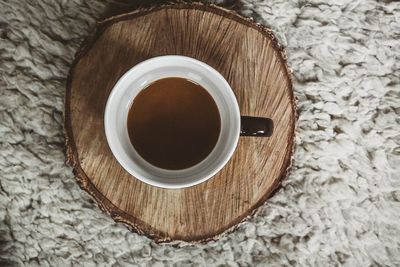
xmin=105 ymin=55 xmax=271 ymax=189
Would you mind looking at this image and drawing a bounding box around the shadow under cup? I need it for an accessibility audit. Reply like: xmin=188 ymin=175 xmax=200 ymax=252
xmin=105 ymin=56 xmax=272 ymax=189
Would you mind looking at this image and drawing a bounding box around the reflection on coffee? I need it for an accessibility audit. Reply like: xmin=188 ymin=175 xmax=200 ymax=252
xmin=127 ymin=77 xmax=221 ymax=170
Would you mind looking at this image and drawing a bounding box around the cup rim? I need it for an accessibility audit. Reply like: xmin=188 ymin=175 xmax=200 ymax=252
xmin=104 ymin=55 xmax=240 ymax=189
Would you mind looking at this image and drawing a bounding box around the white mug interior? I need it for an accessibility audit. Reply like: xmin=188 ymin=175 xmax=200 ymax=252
xmin=104 ymin=56 xmax=240 ymax=189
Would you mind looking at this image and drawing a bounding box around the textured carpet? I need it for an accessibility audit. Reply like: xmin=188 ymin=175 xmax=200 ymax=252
xmin=1 ymin=0 xmax=400 ymax=266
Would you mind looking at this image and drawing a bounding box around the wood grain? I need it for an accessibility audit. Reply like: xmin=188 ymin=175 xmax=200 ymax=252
xmin=65 ymin=2 xmax=296 ymax=243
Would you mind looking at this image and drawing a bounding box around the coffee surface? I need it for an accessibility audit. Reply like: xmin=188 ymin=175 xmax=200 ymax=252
xmin=127 ymin=77 xmax=221 ymax=170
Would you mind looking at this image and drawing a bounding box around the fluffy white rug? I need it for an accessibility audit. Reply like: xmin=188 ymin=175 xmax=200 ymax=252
xmin=1 ymin=0 xmax=399 ymax=266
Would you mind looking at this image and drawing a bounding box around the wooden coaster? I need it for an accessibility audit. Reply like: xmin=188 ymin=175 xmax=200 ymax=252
xmin=65 ymin=2 xmax=296 ymax=243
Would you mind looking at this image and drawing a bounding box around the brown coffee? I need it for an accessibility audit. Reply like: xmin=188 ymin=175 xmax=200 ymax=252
xmin=127 ymin=77 xmax=221 ymax=170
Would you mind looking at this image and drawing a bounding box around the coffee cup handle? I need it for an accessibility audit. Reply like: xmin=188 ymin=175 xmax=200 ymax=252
xmin=240 ymin=116 xmax=273 ymax=137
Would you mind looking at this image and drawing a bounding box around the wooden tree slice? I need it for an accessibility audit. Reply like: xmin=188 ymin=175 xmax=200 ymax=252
xmin=65 ymin=2 xmax=296 ymax=243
